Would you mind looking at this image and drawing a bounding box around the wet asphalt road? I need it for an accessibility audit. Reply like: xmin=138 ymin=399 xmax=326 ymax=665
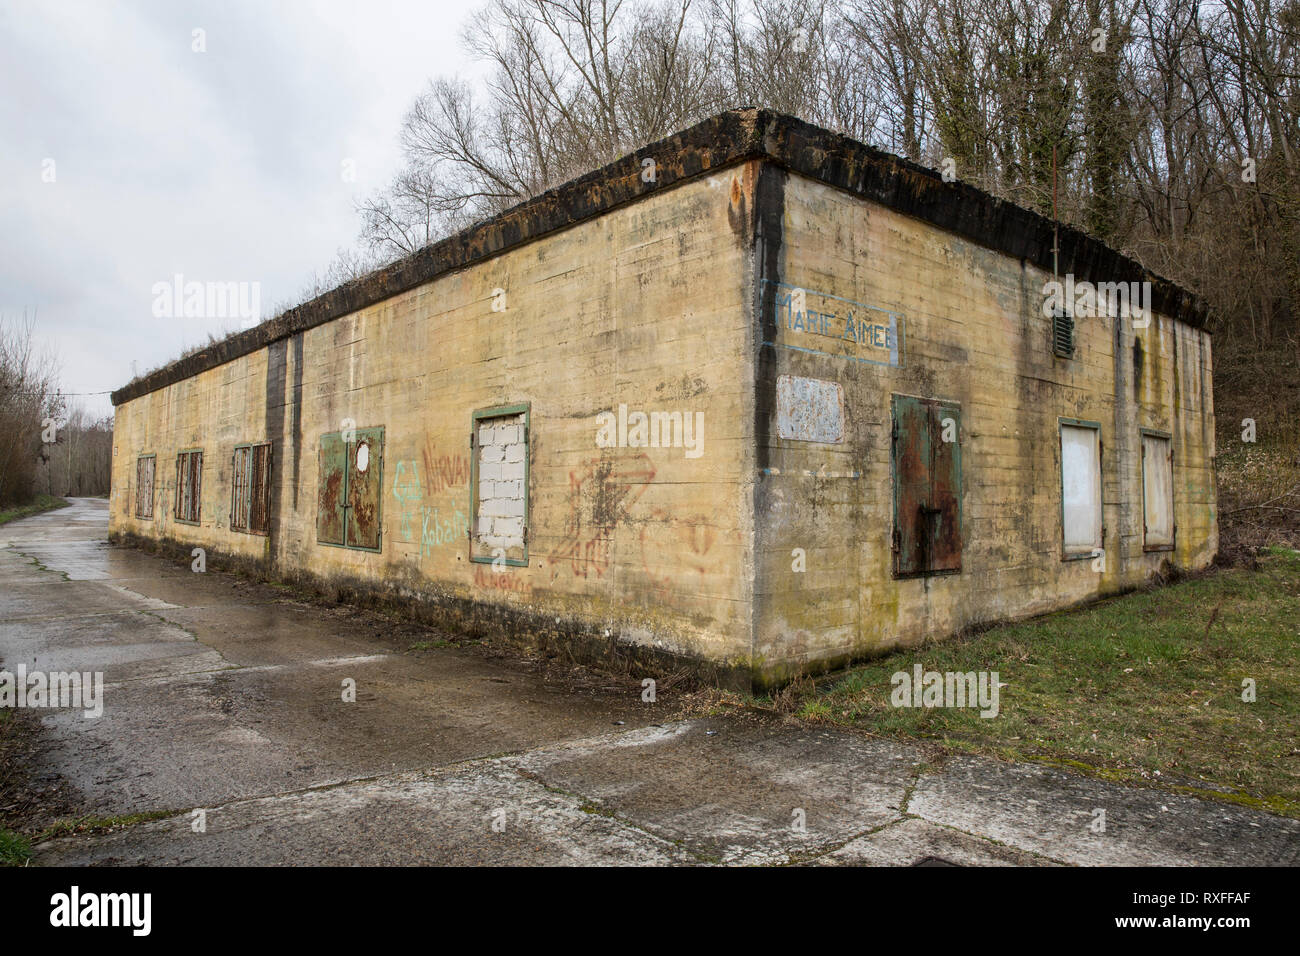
xmin=3 ymin=499 xmax=1298 ymax=866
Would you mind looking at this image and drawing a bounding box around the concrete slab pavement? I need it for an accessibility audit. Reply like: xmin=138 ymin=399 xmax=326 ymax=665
xmin=5 ymin=499 xmax=1299 ymax=866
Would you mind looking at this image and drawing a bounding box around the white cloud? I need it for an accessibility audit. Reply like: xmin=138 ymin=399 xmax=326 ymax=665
xmin=0 ymin=0 xmax=477 ymax=418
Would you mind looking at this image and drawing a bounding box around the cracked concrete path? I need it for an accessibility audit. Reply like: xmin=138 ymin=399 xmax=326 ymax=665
xmin=5 ymin=499 xmax=1299 ymax=866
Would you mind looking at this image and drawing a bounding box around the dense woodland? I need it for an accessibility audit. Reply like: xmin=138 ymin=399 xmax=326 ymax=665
xmin=335 ymin=0 xmax=1298 ymax=550
xmin=349 ymin=0 xmax=1295 ymax=360
xmin=16 ymin=0 xmax=1298 ymax=546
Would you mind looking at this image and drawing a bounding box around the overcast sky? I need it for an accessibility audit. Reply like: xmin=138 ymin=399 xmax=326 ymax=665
xmin=1 ymin=0 xmax=479 ymax=419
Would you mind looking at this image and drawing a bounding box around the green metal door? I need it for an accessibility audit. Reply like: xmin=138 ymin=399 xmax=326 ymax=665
xmin=345 ymin=427 xmax=384 ymax=551
xmin=891 ymin=395 xmax=962 ymax=576
xmin=317 ymin=433 xmax=347 ymax=546
xmin=928 ymin=402 xmax=962 ymax=572
xmin=892 ymin=395 xmax=931 ymax=576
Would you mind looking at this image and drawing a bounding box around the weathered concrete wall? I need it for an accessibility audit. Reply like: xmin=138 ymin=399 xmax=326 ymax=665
xmin=108 ymin=118 xmax=1217 ymax=689
xmin=751 ymin=170 xmax=1217 ymax=682
xmin=111 ymin=166 xmax=758 ymax=676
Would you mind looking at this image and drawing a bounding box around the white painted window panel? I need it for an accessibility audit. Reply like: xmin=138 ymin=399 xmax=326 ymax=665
xmin=1143 ymin=434 xmax=1174 ymax=547
xmin=1061 ymin=424 xmax=1101 ymax=553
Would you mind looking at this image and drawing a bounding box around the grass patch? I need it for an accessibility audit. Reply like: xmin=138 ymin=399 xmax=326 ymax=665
xmin=37 ymin=809 xmax=178 ymax=841
xmin=791 ymin=549 xmax=1300 ymax=817
xmin=407 ymin=639 xmax=455 ymax=651
xmin=0 ymin=494 xmax=70 ymax=527
xmin=0 ymin=829 xmax=32 ymax=866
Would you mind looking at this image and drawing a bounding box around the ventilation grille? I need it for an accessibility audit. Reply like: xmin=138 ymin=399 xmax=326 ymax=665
xmin=1052 ymin=308 xmax=1075 ymax=358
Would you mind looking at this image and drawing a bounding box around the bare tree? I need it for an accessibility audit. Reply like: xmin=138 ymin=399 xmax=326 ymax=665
xmin=346 ymin=0 xmax=1298 ymax=369
xmin=0 ymin=312 xmax=62 ymax=507
xmin=33 ymin=402 xmax=114 ymax=499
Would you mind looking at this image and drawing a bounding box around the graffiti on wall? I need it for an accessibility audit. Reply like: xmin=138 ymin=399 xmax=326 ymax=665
xmin=392 ymin=439 xmax=472 ymax=555
xmin=551 ymin=453 xmax=726 ymax=586
xmin=555 ymin=454 xmax=656 ymax=579
xmin=474 ymin=563 xmax=533 ymax=595
xmin=422 ymin=442 xmax=470 ymax=496
xmin=392 ymin=460 xmax=423 ymax=541
xmin=421 ymin=506 xmax=468 ymax=557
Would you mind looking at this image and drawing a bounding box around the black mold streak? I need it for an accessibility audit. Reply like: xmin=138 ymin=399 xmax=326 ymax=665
xmin=753 ymin=163 xmax=785 ymax=473
xmin=265 ymin=339 xmax=288 ymax=543
xmin=291 ymin=332 xmax=304 ymax=510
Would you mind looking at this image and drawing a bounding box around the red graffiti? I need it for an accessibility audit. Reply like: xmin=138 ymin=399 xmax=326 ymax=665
xmin=555 ymin=454 xmax=656 ymax=579
xmin=422 ymin=442 xmax=470 ymax=495
xmin=639 ymin=511 xmax=719 ymax=587
xmin=474 ymin=564 xmax=533 ymax=595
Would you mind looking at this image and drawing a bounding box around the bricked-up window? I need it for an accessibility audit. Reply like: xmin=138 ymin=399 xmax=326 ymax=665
xmin=316 ymin=427 xmax=384 ymax=551
xmin=891 ymin=395 xmax=962 ymax=577
xmin=232 ymin=442 xmax=272 ymax=535
xmin=1060 ymin=421 xmax=1103 ymax=557
xmin=174 ymin=449 xmax=203 ymax=524
xmin=135 ymin=454 xmax=155 ymax=519
xmin=471 ymin=404 xmax=529 ymax=566
xmin=1141 ymin=430 xmax=1174 ymax=551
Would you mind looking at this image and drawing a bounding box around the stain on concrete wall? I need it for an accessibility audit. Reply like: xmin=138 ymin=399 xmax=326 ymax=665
xmin=106 ymin=121 xmax=1215 ymax=688
xmin=110 ymin=167 xmax=757 ymax=673
xmin=752 ymin=171 xmax=1216 ymax=682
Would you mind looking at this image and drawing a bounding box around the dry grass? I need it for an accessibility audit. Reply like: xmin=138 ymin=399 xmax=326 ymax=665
xmin=1213 ymin=345 xmax=1300 ymax=561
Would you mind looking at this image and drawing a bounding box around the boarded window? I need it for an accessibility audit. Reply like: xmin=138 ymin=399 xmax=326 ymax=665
xmin=232 ymin=442 xmax=273 ymax=535
xmin=1060 ymin=423 xmax=1102 ymax=555
xmin=174 ymin=450 xmax=203 ymax=524
xmin=471 ymin=406 xmax=529 ymax=566
xmin=135 ymin=455 xmax=155 ymax=519
xmin=1142 ymin=432 xmax=1174 ymax=550
xmin=316 ymin=427 xmax=384 ymax=550
xmin=892 ymin=395 xmax=962 ymax=576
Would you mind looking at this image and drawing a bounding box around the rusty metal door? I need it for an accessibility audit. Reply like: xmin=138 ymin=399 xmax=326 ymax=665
xmin=231 ymin=446 xmax=251 ymax=532
xmin=345 ymin=427 xmax=384 ymax=550
xmin=892 ymin=395 xmax=962 ymax=576
xmin=175 ymin=451 xmax=203 ymax=523
xmin=892 ymin=395 xmax=931 ymax=575
xmin=927 ymin=402 xmax=962 ymax=572
xmin=232 ymin=443 xmax=273 ymax=535
xmin=135 ymin=455 xmax=155 ymax=519
xmin=249 ymin=442 xmax=272 ymax=535
xmin=317 ymin=433 xmax=347 ymax=545
xmin=317 ymin=428 xmax=383 ymax=550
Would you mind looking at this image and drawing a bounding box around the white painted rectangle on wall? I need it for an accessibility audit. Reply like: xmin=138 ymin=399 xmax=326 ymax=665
xmin=1142 ymin=433 xmax=1174 ymax=548
xmin=1061 ymin=423 xmax=1102 ymax=553
xmin=776 ymin=374 xmax=845 ymax=443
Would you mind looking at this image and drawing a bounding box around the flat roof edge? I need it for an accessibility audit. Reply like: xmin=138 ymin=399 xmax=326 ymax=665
xmin=760 ymin=113 xmax=1209 ymax=335
xmin=112 ymin=109 xmax=1207 ymax=407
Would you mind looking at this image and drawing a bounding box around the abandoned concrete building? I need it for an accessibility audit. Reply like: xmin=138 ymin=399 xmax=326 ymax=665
xmin=109 ymin=109 xmax=1217 ymax=689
